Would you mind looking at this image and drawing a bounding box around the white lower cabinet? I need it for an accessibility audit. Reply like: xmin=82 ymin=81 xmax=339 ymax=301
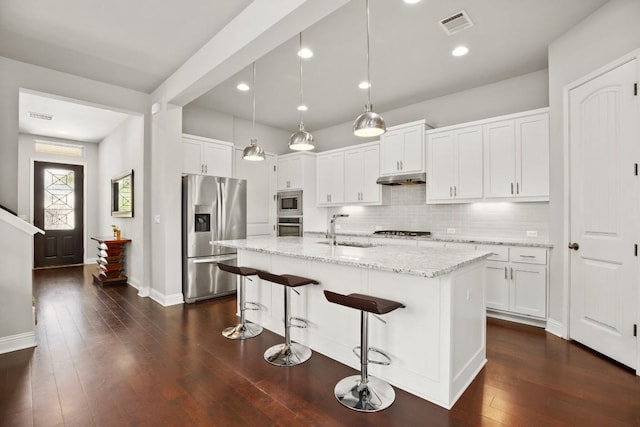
xmin=480 ymin=245 xmax=548 ymax=320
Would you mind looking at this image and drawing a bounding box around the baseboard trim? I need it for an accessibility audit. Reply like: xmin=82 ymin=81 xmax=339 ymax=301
xmin=150 ymin=289 xmax=184 ymax=307
xmin=0 ymin=331 xmax=37 ymax=355
xmin=486 ymin=310 xmax=546 ymax=328
xmin=545 ymin=318 xmax=564 ymax=338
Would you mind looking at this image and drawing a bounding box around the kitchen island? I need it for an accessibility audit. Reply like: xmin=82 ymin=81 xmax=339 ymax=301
xmin=214 ymin=236 xmax=492 ymax=409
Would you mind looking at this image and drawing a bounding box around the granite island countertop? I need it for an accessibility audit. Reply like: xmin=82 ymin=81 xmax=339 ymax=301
xmin=214 ymin=236 xmax=492 ymax=278
xmin=304 ymin=231 xmax=553 ymax=248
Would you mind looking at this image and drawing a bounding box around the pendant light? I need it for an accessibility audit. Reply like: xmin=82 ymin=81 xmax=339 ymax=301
xmin=353 ymin=0 xmax=386 ymax=137
xmin=243 ymin=62 xmax=265 ymax=161
xmin=289 ymin=32 xmax=315 ymax=151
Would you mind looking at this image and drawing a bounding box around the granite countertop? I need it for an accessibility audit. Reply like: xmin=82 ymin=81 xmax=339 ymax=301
xmin=214 ymin=237 xmax=492 ymax=278
xmin=304 ymin=231 xmax=553 ymax=248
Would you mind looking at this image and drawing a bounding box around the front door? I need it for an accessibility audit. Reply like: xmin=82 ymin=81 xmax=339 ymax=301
xmin=33 ymin=162 xmax=84 ymax=268
xmin=568 ymin=57 xmax=638 ymax=369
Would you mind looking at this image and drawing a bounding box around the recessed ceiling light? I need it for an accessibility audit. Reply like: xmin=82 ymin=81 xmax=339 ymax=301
xmin=452 ymin=46 xmax=469 ymax=57
xmin=236 ymin=83 xmax=250 ymax=91
xmin=298 ymin=48 xmax=313 ymax=59
xmin=297 ymin=105 xmax=308 ymax=112
xmin=358 ymin=81 xmax=371 ymax=89
xmin=403 ymin=0 xmax=421 ymax=4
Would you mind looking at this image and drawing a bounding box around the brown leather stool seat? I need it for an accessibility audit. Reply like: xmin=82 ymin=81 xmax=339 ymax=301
xmin=217 ymin=262 xmax=263 ymax=340
xmin=323 ymin=290 xmax=405 ymax=413
xmin=217 ymin=264 xmax=259 ymax=277
xmin=256 ymin=270 xmax=319 ymax=366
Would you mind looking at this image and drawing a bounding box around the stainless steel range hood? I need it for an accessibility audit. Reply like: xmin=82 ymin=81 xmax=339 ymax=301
xmin=376 ymin=172 xmax=426 ymax=186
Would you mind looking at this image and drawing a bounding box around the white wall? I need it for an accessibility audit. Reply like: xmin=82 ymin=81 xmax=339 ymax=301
xmin=99 ymin=115 xmax=145 ymax=291
xmin=311 ymin=69 xmax=549 ymax=152
xmin=17 ymin=134 xmax=100 ymax=263
xmin=182 ymin=104 xmax=291 ymax=154
xmin=547 ymin=0 xmax=640 ymax=328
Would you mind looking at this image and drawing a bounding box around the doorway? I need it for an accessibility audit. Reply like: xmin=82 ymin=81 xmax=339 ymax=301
xmin=567 ymin=52 xmax=639 ymax=370
xmin=33 ymin=161 xmax=84 ymax=268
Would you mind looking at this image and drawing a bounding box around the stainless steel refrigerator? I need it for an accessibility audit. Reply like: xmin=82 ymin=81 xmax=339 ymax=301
xmin=182 ymin=175 xmax=247 ymax=303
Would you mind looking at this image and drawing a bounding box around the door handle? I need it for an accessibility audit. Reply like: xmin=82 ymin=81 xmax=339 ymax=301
xmin=510 ymin=182 xmax=514 ymax=195
xmin=568 ymin=242 xmax=580 ymax=251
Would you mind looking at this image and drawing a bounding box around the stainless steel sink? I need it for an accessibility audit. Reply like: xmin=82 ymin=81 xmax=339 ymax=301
xmin=317 ymin=241 xmax=377 ymax=248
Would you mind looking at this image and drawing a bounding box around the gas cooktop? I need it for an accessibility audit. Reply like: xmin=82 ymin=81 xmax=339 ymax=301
xmin=373 ymin=230 xmax=431 ymax=237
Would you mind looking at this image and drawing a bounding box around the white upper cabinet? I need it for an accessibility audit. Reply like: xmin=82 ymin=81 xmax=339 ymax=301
xmin=234 ymin=149 xmax=277 ymax=237
xmin=317 ymin=152 xmax=345 ymax=206
xmin=427 ymin=125 xmax=483 ymax=203
xmin=344 ymin=143 xmax=382 ymax=204
xmin=483 ymin=111 xmax=549 ymax=201
xmin=182 ymin=134 xmax=233 ymax=177
xmin=380 ymin=120 xmax=426 ymax=176
xmin=277 ymin=155 xmax=304 ymax=190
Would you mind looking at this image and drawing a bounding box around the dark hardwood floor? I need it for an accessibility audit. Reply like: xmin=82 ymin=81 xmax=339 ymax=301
xmin=1 ymin=265 xmax=639 ymax=426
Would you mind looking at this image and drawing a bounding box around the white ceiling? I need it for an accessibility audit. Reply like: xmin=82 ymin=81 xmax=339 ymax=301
xmin=19 ymin=91 xmax=130 ymax=143
xmin=1 ymin=0 xmax=608 ymax=134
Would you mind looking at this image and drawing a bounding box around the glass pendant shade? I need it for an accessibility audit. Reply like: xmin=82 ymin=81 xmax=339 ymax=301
xmin=289 ymin=122 xmax=315 ymax=151
xmin=353 ymin=103 xmax=386 ymax=137
xmin=242 ymin=138 xmax=265 ymax=161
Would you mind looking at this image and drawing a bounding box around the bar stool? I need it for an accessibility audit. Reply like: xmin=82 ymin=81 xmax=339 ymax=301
xmin=217 ymin=263 xmax=263 ymax=340
xmin=256 ymin=270 xmax=319 ymax=366
xmin=323 ymin=290 xmax=405 ymax=412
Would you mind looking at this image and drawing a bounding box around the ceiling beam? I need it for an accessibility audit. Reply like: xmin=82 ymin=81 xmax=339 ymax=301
xmin=152 ymin=0 xmax=350 ymax=107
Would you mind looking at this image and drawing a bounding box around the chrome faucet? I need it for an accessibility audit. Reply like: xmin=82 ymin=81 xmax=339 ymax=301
xmin=329 ymin=214 xmax=349 ymax=246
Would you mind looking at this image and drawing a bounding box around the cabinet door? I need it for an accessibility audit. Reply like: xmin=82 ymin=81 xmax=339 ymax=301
xmin=361 ymin=145 xmax=381 ymax=203
xmin=317 ymin=155 xmax=333 ymax=205
xmin=400 ymin=125 xmax=424 ymax=173
xmin=182 ymin=138 xmax=203 ymax=174
xmin=344 ymin=149 xmax=363 ymax=203
xmin=516 ymin=114 xmax=549 ymax=199
xmin=328 ymin=153 xmax=345 ymax=204
xmin=277 ymin=158 xmax=289 ymax=190
xmin=202 ymin=142 xmax=232 ymax=177
xmin=379 ymin=130 xmax=403 ymax=175
xmin=287 ymin=156 xmax=304 ymax=190
xmin=235 ymin=150 xmax=276 ymax=236
xmin=485 ymin=261 xmax=510 ymax=311
xmin=510 ymin=264 xmax=546 ymax=318
xmin=427 ymin=132 xmax=455 ymax=201
xmin=483 ymin=120 xmax=515 ymax=198
xmin=455 ymin=126 xmax=483 ymax=200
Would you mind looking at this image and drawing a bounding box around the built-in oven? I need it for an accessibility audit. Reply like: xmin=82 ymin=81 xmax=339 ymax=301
xmin=277 ymin=217 xmax=303 ymax=237
xmin=277 ymin=190 xmax=303 ymax=217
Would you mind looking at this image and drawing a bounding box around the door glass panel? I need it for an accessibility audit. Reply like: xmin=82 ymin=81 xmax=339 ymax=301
xmin=43 ymin=168 xmax=75 ymax=230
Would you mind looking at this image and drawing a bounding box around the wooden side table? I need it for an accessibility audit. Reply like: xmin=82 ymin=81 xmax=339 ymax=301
xmin=90 ymin=236 xmax=132 ymax=285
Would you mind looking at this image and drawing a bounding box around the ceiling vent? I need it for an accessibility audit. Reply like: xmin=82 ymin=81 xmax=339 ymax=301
xmin=439 ymin=10 xmax=474 ymax=36
xmin=29 ymin=111 xmax=53 ymax=121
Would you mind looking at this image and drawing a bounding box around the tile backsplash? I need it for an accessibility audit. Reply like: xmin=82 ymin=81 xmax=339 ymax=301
xmin=326 ymin=185 xmax=549 ymax=241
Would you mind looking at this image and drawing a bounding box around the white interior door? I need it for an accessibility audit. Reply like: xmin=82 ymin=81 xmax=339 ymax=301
xmin=569 ymin=58 xmax=638 ymax=369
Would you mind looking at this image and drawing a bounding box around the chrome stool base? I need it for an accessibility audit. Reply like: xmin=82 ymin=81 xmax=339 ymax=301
xmin=264 ymin=342 xmax=312 ymax=366
xmin=222 ymin=322 xmax=263 ymax=340
xmin=334 ymin=375 xmax=395 ymax=412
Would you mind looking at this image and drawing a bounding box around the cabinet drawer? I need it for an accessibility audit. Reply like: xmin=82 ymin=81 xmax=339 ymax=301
xmin=511 ymin=247 xmax=547 ymax=265
xmin=477 ymin=245 xmax=509 ymax=262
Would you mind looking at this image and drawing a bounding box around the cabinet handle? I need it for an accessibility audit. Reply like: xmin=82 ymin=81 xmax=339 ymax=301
xmin=516 ymin=182 xmax=520 ymax=194
xmin=329 ymin=194 xmax=332 ymax=202
xmin=504 ymin=266 xmax=507 ymax=279
xmin=454 ymin=186 xmax=457 ymax=197
xmin=205 ymin=164 xmax=208 ymax=173
xmin=449 ymin=186 xmax=452 ymax=197
xmin=396 ymin=161 xmax=400 ymax=171
xmin=510 ymin=182 xmax=514 ymax=194
xmin=511 ymin=267 xmax=514 ymax=280
xmin=400 ymin=160 xmax=403 ymax=170
xmin=519 ymin=255 xmax=536 ymax=258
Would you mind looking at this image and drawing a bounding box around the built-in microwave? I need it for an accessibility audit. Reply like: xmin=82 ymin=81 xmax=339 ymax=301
xmin=277 ymin=190 xmax=302 ymax=217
